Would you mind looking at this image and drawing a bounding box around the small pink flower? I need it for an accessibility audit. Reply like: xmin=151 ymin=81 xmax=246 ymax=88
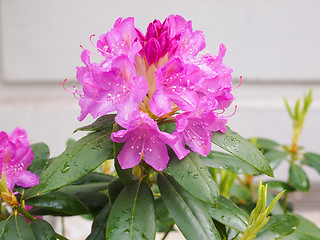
xmin=0 ymin=128 xmax=39 ymax=191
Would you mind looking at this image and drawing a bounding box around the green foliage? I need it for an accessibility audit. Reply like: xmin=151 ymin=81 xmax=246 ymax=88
xmin=158 ymin=173 xmax=221 ymax=240
xmin=106 ymin=180 xmax=156 ymax=240
xmin=212 ymin=127 xmax=274 ymax=177
xmin=166 ymin=152 xmax=219 ymax=205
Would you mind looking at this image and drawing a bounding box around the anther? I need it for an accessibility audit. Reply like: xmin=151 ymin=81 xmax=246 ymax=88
xmin=225 ymin=105 xmax=238 ymax=118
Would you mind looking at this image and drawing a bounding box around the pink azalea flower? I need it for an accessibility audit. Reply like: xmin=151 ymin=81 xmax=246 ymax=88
xmin=73 ymin=15 xmax=235 ymax=171
xmin=174 ymin=100 xmax=228 ymax=156
xmin=111 ymin=113 xmax=189 ymax=171
xmin=0 ymin=128 xmax=39 ymax=191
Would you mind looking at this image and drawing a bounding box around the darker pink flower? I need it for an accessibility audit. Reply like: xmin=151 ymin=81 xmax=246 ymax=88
xmin=0 ymin=128 xmax=39 ymax=191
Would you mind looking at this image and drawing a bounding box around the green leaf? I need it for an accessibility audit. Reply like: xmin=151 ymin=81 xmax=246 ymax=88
xmin=159 ymin=122 xmax=176 ymax=134
xmin=72 ymin=172 xmax=115 ymax=185
xmin=158 ymin=173 xmax=221 ymax=240
xmin=24 ymin=131 xmax=114 ymax=199
xmin=280 ymin=214 xmax=320 ymax=240
xmin=200 ymin=151 xmax=259 ymax=174
xmin=108 ymin=178 xmax=125 ymax=204
xmin=74 ymin=114 xmax=116 ymax=133
xmin=213 ymin=220 xmax=227 ymax=240
xmin=212 ymin=127 xmax=273 ymax=177
xmin=4 ymin=214 xmax=35 ymax=240
xmin=106 ymin=180 xmax=156 ymax=240
xmin=302 ymin=152 xmax=320 ymax=174
xmin=255 ymin=214 xmax=300 ymax=240
xmin=206 ymin=195 xmax=249 ymax=232
xmin=255 ymin=138 xmax=280 ymax=151
xmin=166 ymin=152 xmax=219 ymax=205
xmin=284 ymin=98 xmax=294 ymax=119
xmin=263 ymin=180 xmax=295 ymax=192
xmin=59 ymin=182 xmax=109 ymax=195
xmin=86 ymin=204 xmax=111 ymax=240
xmin=30 ymin=219 xmax=56 ymax=240
xmin=68 ymin=191 xmax=108 ymax=216
xmin=26 ymin=192 xmax=89 ymax=216
xmin=289 ymin=164 xmax=310 ymax=191
xmin=29 ymin=143 xmax=50 ymax=176
xmin=264 ymin=150 xmax=288 ymax=170
xmin=229 ymin=184 xmax=251 ymax=202
xmin=155 ymin=197 xmax=174 ymax=226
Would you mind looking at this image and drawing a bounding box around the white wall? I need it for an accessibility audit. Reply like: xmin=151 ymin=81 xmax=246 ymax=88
xmin=1 ymin=0 xmax=319 ymax=182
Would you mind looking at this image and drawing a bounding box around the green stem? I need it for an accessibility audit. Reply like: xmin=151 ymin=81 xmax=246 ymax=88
xmin=161 ymin=224 xmax=174 ymax=240
xmin=16 ymin=206 xmax=35 ymax=221
xmin=61 ymin=217 xmax=65 ymax=237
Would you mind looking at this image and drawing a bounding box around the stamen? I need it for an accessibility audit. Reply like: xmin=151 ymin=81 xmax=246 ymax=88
xmin=216 ymin=109 xmax=226 ymax=115
xmin=63 ymin=79 xmax=74 ymax=94
xmin=225 ymin=105 xmax=238 ymax=118
xmin=90 ymin=34 xmax=105 ymax=53
xmin=63 ymin=79 xmax=84 ymax=100
xmin=80 ymin=45 xmax=85 ymax=50
xmin=234 ymin=76 xmax=243 ymax=89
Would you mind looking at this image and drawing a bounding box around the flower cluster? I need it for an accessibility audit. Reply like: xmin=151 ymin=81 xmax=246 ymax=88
xmin=0 ymin=128 xmax=39 ymax=191
xmin=75 ymin=15 xmax=234 ymax=171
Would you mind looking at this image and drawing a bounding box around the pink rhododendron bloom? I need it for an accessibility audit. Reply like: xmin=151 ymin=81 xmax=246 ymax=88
xmin=0 ymin=128 xmax=39 ymax=191
xmin=111 ymin=113 xmax=189 ymax=171
xmin=73 ymin=15 xmax=236 ymax=171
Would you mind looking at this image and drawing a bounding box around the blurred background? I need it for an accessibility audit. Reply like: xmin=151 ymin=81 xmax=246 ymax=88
xmin=1 ymin=0 xmax=319 ymax=238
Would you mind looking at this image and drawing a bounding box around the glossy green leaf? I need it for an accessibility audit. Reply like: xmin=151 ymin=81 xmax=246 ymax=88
xmin=29 ymin=142 xmax=50 ymax=176
xmin=26 ymin=192 xmax=89 ymax=216
xmin=206 ymin=195 xmax=249 ymax=232
xmin=74 ymin=114 xmax=116 ymax=133
xmin=86 ymin=204 xmax=111 ymax=240
xmin=70 ymin=191 xmax=108 ymax=216
xmin=158 ymin=173 xmax=221 ymax=240
xmin=255 ymin=138 xmax=280 ymax=151
xmin=302 ymin=152 xmax=320 ymax=174
xmin=155 ymin=197 xmax=174 ymax=226
xmin=72 ymin=172 xmax=115 ymax=185
xmin=159 ymin=122 xmax=176 ymax=134
xmin=24 ymin=131 xmax=114 ymax=199
xmin=108 ymin=178 xmax=125 ymax=204
xmin=106 ymin=180 xmax=156 ymax=240
xmin=59 ymin=182 xmax=109 ymax=195
xmin=166 ymin=152 xmax=219 ymax=205
xmin=4 ymin=214 xmax=35 ymax=240
xmin=289 ymin=164 xmax=310 ymax=191
xmin=200 ymin=151 xmax=259 ymax=174
xmin=30 ymin=219 xmax=56 ymax=240
xmin=264 ymin=150 xmax=288 ymax=170
xmin=255 ymin=214 xmax=300 ymax=240
xmin=213 ymin=220 xmax=227 ymax=240
xmin=212 ymin=127 xmax=273 ymax=177
xmin=113 ymin=124 xmax=133 ymax=184
xmin=264 ymin=180 xmax=295 ymax=192
xmin=280 ymin=214 xmax=320 ymax=240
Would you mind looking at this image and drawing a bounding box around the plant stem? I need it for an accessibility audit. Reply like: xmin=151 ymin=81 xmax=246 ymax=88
xmin=16 ymin=206 xmax=35 ymax=221
xmin=61 ymin=217 xmax=65 ymax=237
xmin=161 ymin=224 xmax=174 ymax=240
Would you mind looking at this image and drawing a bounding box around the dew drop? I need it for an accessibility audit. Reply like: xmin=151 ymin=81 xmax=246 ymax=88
xmin=61 ymin=162 xmax=71 ymax=173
